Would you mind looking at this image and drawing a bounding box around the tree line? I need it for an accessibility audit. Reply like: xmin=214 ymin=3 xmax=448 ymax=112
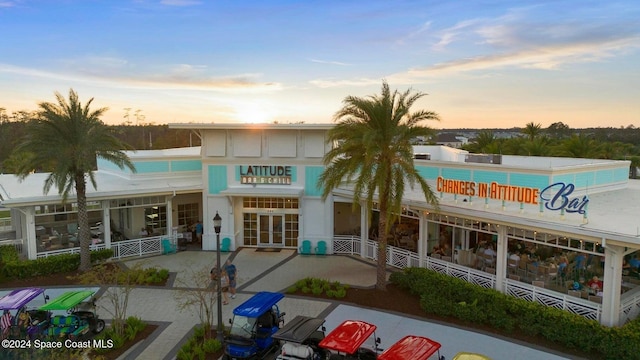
xmin=0 ymin=108 xmax=201 ymax=174
xmin=459 ymin=122 xmax=640 ymax=178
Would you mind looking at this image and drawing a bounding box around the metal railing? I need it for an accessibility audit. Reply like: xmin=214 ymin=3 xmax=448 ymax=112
xmin=0 ymin=238 xmax=24 ymax=255
xmin=35 ymin=235 xmax=173 ymax=260
xmin=332 ymin=235 xmax=602 ymax=322
xmin=620 ymin=287 xmax=640 ymax=324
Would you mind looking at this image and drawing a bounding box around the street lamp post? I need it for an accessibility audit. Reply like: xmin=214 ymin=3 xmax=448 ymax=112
xmin=213 ymin=211 xmax=223 ymax=342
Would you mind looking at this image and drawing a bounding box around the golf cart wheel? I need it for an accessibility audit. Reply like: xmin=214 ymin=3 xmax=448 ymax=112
xmin=93 ymin=319 xmax=106 ymax=334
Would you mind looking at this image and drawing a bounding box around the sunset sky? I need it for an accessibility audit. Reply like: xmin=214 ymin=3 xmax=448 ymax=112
xmin=1 ymin=0 xmax=638 ymax=129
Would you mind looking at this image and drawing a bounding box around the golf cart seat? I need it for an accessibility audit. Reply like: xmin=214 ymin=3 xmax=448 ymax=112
xmin=256 ymin=311 xmax=276 ymax=339
xmin=48 ymin=315 xmax=80 ymax=336
xmin=280 ymin=342 xmax=313 ymax=360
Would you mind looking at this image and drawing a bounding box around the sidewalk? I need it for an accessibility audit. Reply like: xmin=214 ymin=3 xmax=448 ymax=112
xmin=104 ymin=248 xmax=574 ymax=359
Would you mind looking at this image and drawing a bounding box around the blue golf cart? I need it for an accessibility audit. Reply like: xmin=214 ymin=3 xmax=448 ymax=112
xmin=223 ymin=291 xmax=286 ymax=360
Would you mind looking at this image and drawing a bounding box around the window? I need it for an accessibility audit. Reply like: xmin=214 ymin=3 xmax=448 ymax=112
xmin=178 ymin=203 xmax=199 ymax=227
xmin=145 ymin=206 xmax=167 ymax=230
xmin=243 ymin=213 xmax=258 ymax=246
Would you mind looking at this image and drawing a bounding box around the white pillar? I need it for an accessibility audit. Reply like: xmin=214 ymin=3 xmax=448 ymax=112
xmin=418 ymin=212 xmax=425 ymax=268
xmin=24 ymin=207 xmax=37 ymax=260
xmin=360 ymin=200 xmax=368 ymax=259
xmin=166 ymin=195 xmax=173 ymax=238
xmin=102 ymin=201 xmax=111 ymax=249
xmin=601 ymin=243 xmax=623 ymax=327
xmin=495 ymin=225 xmax=508 ymax=292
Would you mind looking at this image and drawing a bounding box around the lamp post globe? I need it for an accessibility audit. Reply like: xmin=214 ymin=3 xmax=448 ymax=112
xmin=213 ymin=211 xmax=223 ymax=342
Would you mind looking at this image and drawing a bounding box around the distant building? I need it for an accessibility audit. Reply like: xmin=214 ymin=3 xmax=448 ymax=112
xmin=435 ymin=133 xmax=468 ymax=148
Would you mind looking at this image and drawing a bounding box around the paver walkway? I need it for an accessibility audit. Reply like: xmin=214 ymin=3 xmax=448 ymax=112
xmin=2 ymin=248 xmax=578 ymax=359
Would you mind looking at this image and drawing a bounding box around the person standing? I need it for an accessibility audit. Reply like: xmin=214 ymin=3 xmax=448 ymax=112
xmin=210 ymin=265 xmax=230 ymax=305
xmin=195 ymin=220 xmax=203 ymax=243
xmin=225 ymin=259 xmax=238 ymax=299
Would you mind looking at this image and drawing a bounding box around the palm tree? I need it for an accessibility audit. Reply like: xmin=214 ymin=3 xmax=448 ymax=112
xmin=465 ymin=130 xmax=496 ymax=153
xmin=319 ymin=81 xmax=440 ymax=291
xmin=522 ymin=122 xmax=542 ymax=141
xmin=13 ymin=89 xmax=135 ymax=271
xmin=554 ymin=133 xmax=602 ymax=158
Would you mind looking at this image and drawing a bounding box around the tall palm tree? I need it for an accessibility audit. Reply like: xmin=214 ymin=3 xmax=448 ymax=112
xmin=13 ymin=89 xmax=135 ymax=271
xmin=319 ymin=81 xmax=440 ymax=291
xmin=554 ymin=133 xmax=602 ymax=158
xmin=522 ymin=122 xmax=542 ymax=141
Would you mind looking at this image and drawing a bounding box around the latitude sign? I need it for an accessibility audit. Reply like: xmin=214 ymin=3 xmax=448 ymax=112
xmin=240 ymin=165 xmax=292 ymax=185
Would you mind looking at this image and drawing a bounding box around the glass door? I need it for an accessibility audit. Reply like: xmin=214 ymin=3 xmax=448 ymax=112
xmin=258 ymin=214 xmax=284 ymax=246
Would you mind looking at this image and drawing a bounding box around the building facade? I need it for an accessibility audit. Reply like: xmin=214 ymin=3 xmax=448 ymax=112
xmin=1 ymin=123 xmax=640 ymax=327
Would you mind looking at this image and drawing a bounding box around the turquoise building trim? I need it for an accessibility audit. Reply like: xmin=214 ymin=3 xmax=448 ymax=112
xmin=208 ymin=165 xmax=228 ymax=195
xmin=595 ymin=169 xmax=613 ymax=185
xmin=416 ymin=166 xmax=439 ymax=180
xmin=305 ymin=166 xmax=324 ymax=197
xmin=97 ymin=158 xmax=134 ymax=174
xmin=473 ymin=170 xmax=507 ymax=184
xmin=171 ymin=160 xmax=202 ymax=172
xmin=574 ymin=172 xmax=594 ymax=188
xmin=614 ymin=167 xmax=629 ymax=182
xmin=134 ymin=161 xmax=170 ymax=173
xmin=509 ymin=173 xmax=549 ymax=189
xmin=552 ymin=173 xmax=575 ymax=186
xmin=441 ymin=168 xmax=471 ymax=181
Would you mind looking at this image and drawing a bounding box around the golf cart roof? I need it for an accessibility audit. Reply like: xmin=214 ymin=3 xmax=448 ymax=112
xmin=318 ymin=320 xmax=377 ymax=354
xmin=39 ymin=291 xmax=95 ymax=311
xmin=233 ymin=291 xmax=284 ymax=317
xmin=272 ymin=315 xmax=325 ymax=342
xmin=378 ymin=335 xmax=442 ymax=360
xmin=0 ymin=288 xmax=46 ymax=310
xmin=452 ymin=352 xmax=492 ymax=360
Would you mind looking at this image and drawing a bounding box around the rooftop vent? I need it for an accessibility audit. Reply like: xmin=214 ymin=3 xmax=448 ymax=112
xmin=465 ymin=154 xmax=502 ymax=164
xmin=414 ymin=153 xmax=431 ymax=160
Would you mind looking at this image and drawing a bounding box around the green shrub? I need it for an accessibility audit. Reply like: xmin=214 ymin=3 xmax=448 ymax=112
xmin=0 ymin=248 xmax=113 ymax=281
xmin=202 ymin=338 xmax=222 ymax=353
xmin=334 ymin=287 xmax=347 ymax=298
xmin=292 ymin=277 xmax=350 ymax=298
xmin=286 ymin=285 xmax=298 ymax=293
xmin=392 ymin=267 xmax=640 ymax=359
xmin=311 ymin=286 xmax=323 ymax=295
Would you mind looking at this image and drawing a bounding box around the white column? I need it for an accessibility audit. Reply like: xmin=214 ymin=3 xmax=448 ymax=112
xmin=24 ymin=207 xmax=37 ymax=260
xmin=102 ymin=201 xmax=111 ymax=249
xmin=360 ymin=200 xmax=367 ymax=259
xmin=166 ymin=195 xmax=173 ymax=238
xmin=601 ymin=243 xmax=623 ymax=327
xmin=418 ymin=212 xmax=425 ymax=268
xmin=495 ymin=225 xmax=508 ymax=292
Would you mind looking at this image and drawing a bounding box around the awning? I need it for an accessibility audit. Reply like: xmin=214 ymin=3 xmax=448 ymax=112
xmin=220 ymin=186 xmax=304 ymax=197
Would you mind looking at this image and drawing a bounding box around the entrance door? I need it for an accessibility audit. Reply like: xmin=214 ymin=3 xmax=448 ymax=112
xmin=258 ymin=214 xmax=284 ymax=246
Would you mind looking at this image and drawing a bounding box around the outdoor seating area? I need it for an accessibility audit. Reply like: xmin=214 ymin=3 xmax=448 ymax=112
xmin=422 ymin=238 xmax=640 ymax=304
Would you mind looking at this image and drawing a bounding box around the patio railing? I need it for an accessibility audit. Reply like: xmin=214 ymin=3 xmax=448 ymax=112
xmin=0 ymin=238 xmax=24 ymax=256
xmin=35 ymin=235 xmax=173 ymax=260
xmin=620 ymin=287 xmax=640 ymax=324
xmin=332 ymin=235 xmax=602 ymax=322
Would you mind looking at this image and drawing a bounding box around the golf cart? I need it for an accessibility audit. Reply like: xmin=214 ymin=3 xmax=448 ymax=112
xmin=223 ymin=291 xmax=286 ymax=360
xmin=318 ymin=320 xmax=382 ymax=360
xmin=0 ymin=287 xmax=50 ymax=340
xmin=451 ymin=353 xmax=491 ymax=360
xmin=273 ymin=315 xmax=327 ymax=360
xmin=378 ymin=335 xmax=445 ymax=360
xmin=39 ymin=290 xmax=105 ymax=340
